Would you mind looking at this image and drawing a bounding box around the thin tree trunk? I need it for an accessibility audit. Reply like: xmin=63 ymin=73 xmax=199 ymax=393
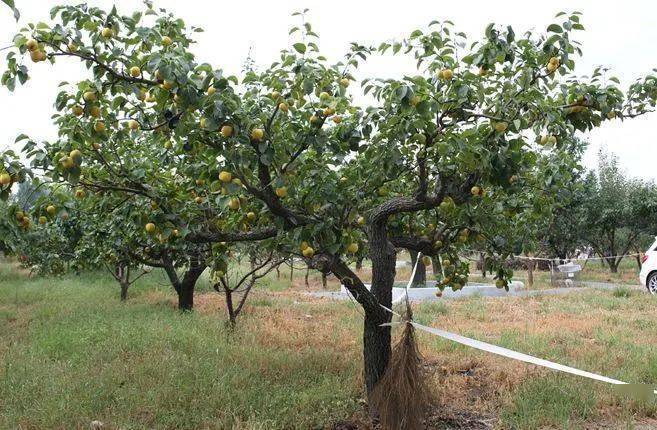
xmin=526 ymin=258 xmax=535 ymax=288
xmin=290 ymin=258 xmax=294 ymax=285
xmin=224 ymin=286 xmax=236 ymax=327
xmin=432 ymin=259 xmax=441 ymax=282
xmin=409 ymin=250 xmax=426 ymax=287
xmin=304 ymin=267 xmax=309 ymax=287
xmin=120 ymin=283 xmax=129 ymax=301
xmin=356 ymin=257 xmax=363 ymax=271
xmin=480 ymin=252 xmax=486 ymax=277
xmin=321 ymin=272 xmax=327 ymax=289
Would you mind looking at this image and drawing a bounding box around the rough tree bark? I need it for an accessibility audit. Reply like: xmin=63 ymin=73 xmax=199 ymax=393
xmin=160 ymin=252 xmax=206 ymax=311
xmin=364 ymin=221 xmax=395 ymax=403
xmin=177 ymin=263 xmax=205 ymax=311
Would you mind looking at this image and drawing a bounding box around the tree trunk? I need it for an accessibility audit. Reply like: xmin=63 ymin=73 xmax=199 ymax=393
xmin=432 ymin=259 xmax=441 ymax=281
xmin=304 ymin=267 xmax=310 ymax=287
xmin=409 ymin=250 xmax=426 ymax=287
xmin=635 ymin=253 xmax=642 ymax=270
xmin=321 ymin=272 xmax=327 ymax=289
xmin=224 ymin=286 xmax=236 ymax=327
xmin=526 ymin=259 xmax=535 ymax=288
xmin=120 ymin=283 xmax=129 ymax=301
xmin=606 ymin=257 xmax=619 ymax=273
xmin=176 ymin=259 xmax=205 ymax=311
xmin=364 ymin=224 xmax=395 ymax=412
xmin=290 ymin=259 xmax=294 ymax=285
xmin=356 ymin=257 xmax=363 ymax=271
xmin=480 ymin=252 xmax=486 ymax=277
xmin=178 ymin=281 xmax=195 ymax=311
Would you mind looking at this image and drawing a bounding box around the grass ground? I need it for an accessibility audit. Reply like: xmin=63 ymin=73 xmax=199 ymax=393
xmin=1 ymin=258 xmax=656 ymax=429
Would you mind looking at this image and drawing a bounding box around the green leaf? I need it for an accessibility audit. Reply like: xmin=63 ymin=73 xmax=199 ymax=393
xmin=547 ymin=24 xmax=563 ymax=33
xmin=292 ymin=43 xmax=306 ymax=54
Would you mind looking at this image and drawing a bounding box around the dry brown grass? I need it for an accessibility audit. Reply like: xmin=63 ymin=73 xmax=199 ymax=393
xmin=191 ymin=282 xmax=657 ymax=428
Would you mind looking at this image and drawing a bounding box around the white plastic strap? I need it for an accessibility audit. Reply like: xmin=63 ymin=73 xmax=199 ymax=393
xmin=411 ymin=321 xmax=654 ymax=388
xmin=381 ymin=250 xmax=655 ymax=396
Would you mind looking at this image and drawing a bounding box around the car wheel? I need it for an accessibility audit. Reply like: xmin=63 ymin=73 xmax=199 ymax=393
xmin=647 ymin=272 xmax=657 ymax=295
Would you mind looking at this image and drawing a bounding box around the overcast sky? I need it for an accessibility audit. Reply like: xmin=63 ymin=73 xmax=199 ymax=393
xmin=1 ymin=0 xmax=655 ymax=179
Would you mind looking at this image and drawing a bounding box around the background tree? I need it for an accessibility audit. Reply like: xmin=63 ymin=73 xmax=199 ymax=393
xmin=210 ymin=243 xmax=284 ymax=326
xmin=580 ymin=151 xmax=656 ymax=272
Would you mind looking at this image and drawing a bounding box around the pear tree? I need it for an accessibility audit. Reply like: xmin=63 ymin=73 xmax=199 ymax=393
xmin=2 ymin=3 xmax=656 ymax=413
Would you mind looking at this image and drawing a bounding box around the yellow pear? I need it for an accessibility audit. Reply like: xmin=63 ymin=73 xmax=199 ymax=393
xmin=220 ymin=125 xmax=233 ymax=138
xmin=493 ymin=122 xmax=508 ymax=133
xmin=219 ymin=171 xmax=232 ymax=183
xmin=251 ymin=128 xmax=264 ymax=141
xmin=228 ymin=198 xmax=240 ymax=210
xmin=70 ymin=149 xmax=83 ymax=165
xmin=101 ymin=27 xmax=113 ymax=39
xmin=60 ymin=156 xmax=74 ymax=169
xmin=0 ymin=173 xmax=11 ymax=185
xmin=83 ymin=91 xmax=97 ymax=103
xmin=25 ymin=39 xmax=38 ymax=51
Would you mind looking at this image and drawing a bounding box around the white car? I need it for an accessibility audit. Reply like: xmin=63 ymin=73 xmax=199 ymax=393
xmin=640 ymin=237 xmax=657 ymax=294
